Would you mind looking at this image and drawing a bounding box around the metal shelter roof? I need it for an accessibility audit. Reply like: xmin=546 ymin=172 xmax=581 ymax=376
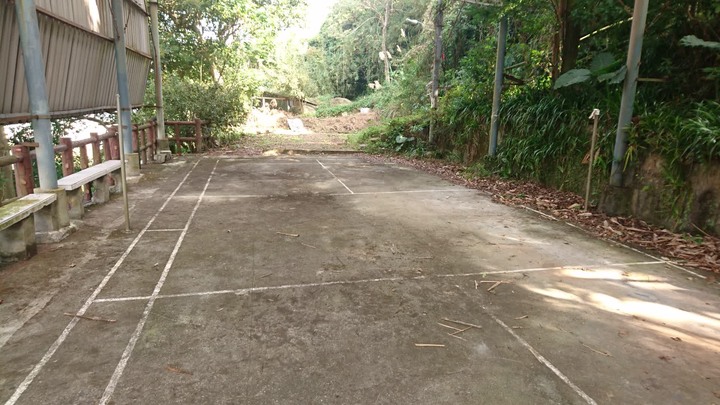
xmin=0 ymin=0 xmax=151 ymax=124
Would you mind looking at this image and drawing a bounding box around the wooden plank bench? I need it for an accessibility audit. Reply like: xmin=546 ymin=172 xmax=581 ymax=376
xmin=57 ymin=160 xmax=122 ymax=219
xmin=0 ymin=193 xmax=57 ymax=262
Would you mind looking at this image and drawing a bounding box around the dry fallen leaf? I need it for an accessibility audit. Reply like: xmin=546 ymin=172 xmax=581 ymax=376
xmin=671 ymin=337 xmax=682 ymax=342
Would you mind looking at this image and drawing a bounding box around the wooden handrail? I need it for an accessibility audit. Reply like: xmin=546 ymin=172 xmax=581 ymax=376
xmin=1 ymin=119 xmax=209 ymax=198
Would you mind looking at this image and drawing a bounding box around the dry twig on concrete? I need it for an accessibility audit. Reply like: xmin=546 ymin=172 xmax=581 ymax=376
xmin=437 ymin=322 xmax=464 ymax=332
xmin=442 ymin=318 xmax=482 ymax=330
xmin=276 ymin=232 xmax=299 ymax=237
xmin=450 ymin=327 xmax=472 ymax=336
xmin=165 ymin=365 xmax=193 ymax=375
xmin=581 ymin=342 xmax=612 ymax=357
xmin=63 ymin=313 xmax=116 ymax=323
xmin=415 ymin=343 xmax=446 ymax=348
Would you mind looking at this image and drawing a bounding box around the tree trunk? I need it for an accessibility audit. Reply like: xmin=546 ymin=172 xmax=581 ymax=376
xmin=381 ymin=0 xmax=392 ymax=83
xmin=428 ymin=0 xmax=443 ymax=145
xmin=559 ymin=0 xmax=581 ymax=73
xmin=551 ymin=30 xmax=560 ymax=80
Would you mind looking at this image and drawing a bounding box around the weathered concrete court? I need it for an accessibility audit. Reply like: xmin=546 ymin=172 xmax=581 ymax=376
xmin=1 ymin=155 xmax=719 ymax=404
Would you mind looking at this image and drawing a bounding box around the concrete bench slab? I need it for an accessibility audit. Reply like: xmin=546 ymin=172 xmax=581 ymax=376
xmin=0 ymin=194 xmax=57 ymax=231
xmin=58 ymin=160 xmax=122 ymax=219
xmin=57 ymin=160 xmax=122 ymax=190
xmin=0 ymin=193 xmax=57 ymax=262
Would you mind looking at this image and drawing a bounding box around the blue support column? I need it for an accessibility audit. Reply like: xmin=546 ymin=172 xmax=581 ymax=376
xmin=14 ymin=0 xmax=58 ymax=190
xmin=111 ymin=0 xmax=134 ymax=154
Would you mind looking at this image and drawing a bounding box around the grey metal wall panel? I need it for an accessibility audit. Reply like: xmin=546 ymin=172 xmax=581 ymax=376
xmin=1 ymin=0 xmax=150 ymax=123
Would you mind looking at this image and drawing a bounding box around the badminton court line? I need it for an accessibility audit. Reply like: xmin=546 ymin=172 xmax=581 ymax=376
xmin=4 ymin=160 xmax=204 ymax=405
xmin=99 ymin=160 xmax=219 ymax=405
xmin=317 ymin=159 xmax=354 ymax=194
xmin=92 ymin=260 xmax=663 ymax=304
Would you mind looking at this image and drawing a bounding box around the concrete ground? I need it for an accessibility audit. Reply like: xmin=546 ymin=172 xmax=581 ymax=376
xmin=1 ymin=154 xmax=719 ymax=405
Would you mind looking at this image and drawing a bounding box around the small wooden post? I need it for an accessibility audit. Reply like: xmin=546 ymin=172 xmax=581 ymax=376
xmin=102 ymin=135 xmax=111 ymax=162
xmin=584 ymin=109 xmax=601 ymax=211
xmin=149 ymin=123 xmax=156 ymax=157
xmin=79 ymin=144 xmax=89 ymax=169
xmin=108 ymin=129 xmax=120 ymax=160
xmin=143 ymin=128 xmax=149 ymax=164
xmin=12 ymin=145 xmax=33 ymax=197
xmin=194 ymin=118 xmax=203 ymax=153
xmin=132 ymin=125 xmax=139 ymax=155
xmin=174 ymin=124 xmax=181 ymax=155
xmin=79 ymin=144 xmax=90 ymax=201
xmin=91 ymin=133 xmax=102 ymax=165
xmin=60 ymin=137 xmax=74 ymax=177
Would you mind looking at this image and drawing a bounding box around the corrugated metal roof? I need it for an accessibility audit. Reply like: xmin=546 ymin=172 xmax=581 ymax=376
xmin=0 ymin=0 xmax=151 ymax=124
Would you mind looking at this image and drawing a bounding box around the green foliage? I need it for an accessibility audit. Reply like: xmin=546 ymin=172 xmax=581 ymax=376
xmin=314 ymin=93 xmax=380 ymax=118
xmin=163 ymin=76 xmax=252 ymax=130
xmin=554 ymin=52 xmax=626 ymax=89
xmin=630 ymin=101 xmax=720 ymax=167
xmin=160 ymin=0 xmax=304 ymax=82
xmin=491 ymin=88 xmax=617 ymax=186
xmin=353 ymin=114 xmax=429 ymax=155
xmin=681 ymin=35 xmax=720 ymax=51
xmin=306 ymin=0 xmax=429 ymax=99
xmin=155 ymin=0 xmax=305 ymax=139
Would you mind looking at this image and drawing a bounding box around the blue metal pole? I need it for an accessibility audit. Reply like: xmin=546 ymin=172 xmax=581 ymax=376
xmin=610 ymin=0 xmax=649 ymax=186
xmin=14 ymin=0 xmax=58 ymax=190
xmin=489 ymin=16 xmax=508 ymax=156
xmin=111 ymin=0 xmax=134 ymax=154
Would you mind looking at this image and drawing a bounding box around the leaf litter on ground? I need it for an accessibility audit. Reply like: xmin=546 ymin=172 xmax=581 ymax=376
xmin=365 ymin=155 xmax=720 ymax=274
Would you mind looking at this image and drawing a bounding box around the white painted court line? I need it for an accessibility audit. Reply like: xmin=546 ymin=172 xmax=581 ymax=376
xmin=330 ymin=189 xmax=475 ymax=196
xmin=3 ymin=160 xmax=203 ymax=405
xmin=164 ymin=190 xmax=475 ymax=200
xmin=519 ymin=205 xmax=709 ymax=280
xmin=482 ymin=308 xmax=598 ymax=405
xmin=316 ymin=159 xmax=354 ymax=194
xmin=99 ymin=159 xmax=220 ymax=405
xmin=563 ymin=221 xmax=709 ymax=280
xmin=92 ymin=260 xmax=663 ymax=304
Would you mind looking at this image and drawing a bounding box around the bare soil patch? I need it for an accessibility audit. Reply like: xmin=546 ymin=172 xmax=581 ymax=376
xmin=210 ymin=109 xmax=379 ymax=157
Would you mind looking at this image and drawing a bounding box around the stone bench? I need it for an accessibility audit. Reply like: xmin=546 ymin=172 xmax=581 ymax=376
xmin=0 ymin=193 xmax=57 ymax=262
xmin=57 ymin=160 xmax=122 ymax=219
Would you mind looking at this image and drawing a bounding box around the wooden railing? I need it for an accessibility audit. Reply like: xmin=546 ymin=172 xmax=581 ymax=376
xmin=0 ymin=119 xmax=207 ymax=198
xmin=133 ymin=118 xmax=205 ymax=165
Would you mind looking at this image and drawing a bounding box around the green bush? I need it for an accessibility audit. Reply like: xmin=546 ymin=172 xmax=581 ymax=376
xmin=314 ymin=93 xmax=381 ymax=118
xmin=163 ymin=77 xmax=252 ymax=131
xmin=354 ymin=114 xmax=430 ymax=155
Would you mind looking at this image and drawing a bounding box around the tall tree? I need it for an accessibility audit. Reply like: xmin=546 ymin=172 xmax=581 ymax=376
xmin=159 ymin=0 xmax=304 ymax=83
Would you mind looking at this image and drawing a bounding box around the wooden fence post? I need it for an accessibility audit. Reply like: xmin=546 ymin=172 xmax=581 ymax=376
xmin=79 ymin=144 xmax=89 ymax=170
xmin=60 ymin=137 xmax=74 ymax=177
xmin=149 ymin=123 xmax=156 ymax=158
xmin=141 ymin=128 xmax=148 ymax=164
xmin=132 ymin=125 xmax=139 ymax=155
xmin=11 ymin=145 xmax=33 ymax=197
xmin=102 ymin=136 xmax=111 ymax=162
xmin=91 ymin=133 xmax=102 ymax=165
xmin=194 ymin=118 xmax=203 ymax=153
xmin=108 ymin=129 xmax=120 ymax=160
xmin=174 ymin=123 xmax=181 ymax=155
xmin=79 ymin=143 xmax=90 ymax=201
